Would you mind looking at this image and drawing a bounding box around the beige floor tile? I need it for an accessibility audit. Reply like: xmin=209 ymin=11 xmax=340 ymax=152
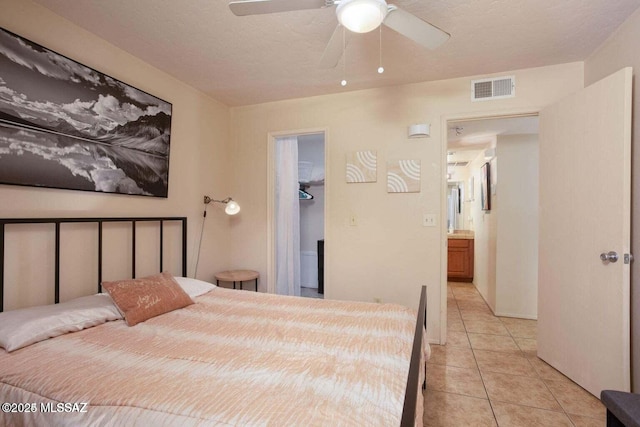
xmin=528 ymin=358 xmax=572 ymax=382
xmin=468 ymin=333 xmax=521 ymax=353
xmin=449 ymin=291 xmax=476 ymax=300
xmin=428 ymin=345 xmax=477 ymax=369
xmin=447 ymin=315 xmax=466 ymax=332
xmin=449 ymin=281 xmax=472 ymax=288
xmin=460 ymin=310 xmax=497 ymax=322
xmin=456 ymin=300 xmax=490 ymax=310
xmin=514 ymin=337 xmax=537 ymax=357
xmin=544 ymin=378 xmax=606 ymax=420
xmin=446 ymin=330 xmax=470 ymax=348
xmin=447 ymin=314 xmax=461 ymax=326
xmin=474 ymin=350 xmax=536 ymax=377
xmin=450 ymin=282 xmax=477 ymax=291
xmin=463 ymin=319 xmax=510 ymax=336
xmin=567 ymin=413 xmax=606 ymax=427
xmin=481 ymin=371 xmax=562 ymax=411
xmin=424 ymin=390 xmax=496 ymax=427
xmin=453 ymin=292 xmax=484 ymax=302
xmin=491 ymin=401 xmax=573 ymax=426
xmin=448 ymin=306 xmax=462 ymax=318
xmin=456 ymin=298 xmax=493 ymax=316
xmin=434 ymin=284 xmax=584 ymax=425
xmin=426 ymin=364 xmax=487 ymax=398
xmin=500 ymin=317 xmax=537 ymax=338
xmin=452 ymin=294 xmax=483 ymax=303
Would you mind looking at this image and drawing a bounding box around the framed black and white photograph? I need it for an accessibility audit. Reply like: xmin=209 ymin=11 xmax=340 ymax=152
xmin=0 ymin=27 xmax=172 ymax=197
xmin=480 ymin=162 xmax=491 ymax=211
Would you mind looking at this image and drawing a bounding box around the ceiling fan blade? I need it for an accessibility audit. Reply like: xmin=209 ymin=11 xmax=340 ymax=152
xmin=383 ymin=5 xmax=450 ymax=50
xmin=229 ymin=0 xmax=328 ymax=16
xmin=319 ymin=25 xmax=351 ymax=69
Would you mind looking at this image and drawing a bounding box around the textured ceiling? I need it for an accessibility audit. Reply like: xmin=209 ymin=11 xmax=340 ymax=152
xmin=31 ymin=0 xmax=640 ymax=106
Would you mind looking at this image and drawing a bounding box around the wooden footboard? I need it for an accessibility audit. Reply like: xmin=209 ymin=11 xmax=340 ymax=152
xmin=400 ymin=285 xmax=427 ymax=427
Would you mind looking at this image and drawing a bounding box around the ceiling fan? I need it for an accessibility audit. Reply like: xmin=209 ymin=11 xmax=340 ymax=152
xmin=229 ymin=0 xmax=450 ymax=68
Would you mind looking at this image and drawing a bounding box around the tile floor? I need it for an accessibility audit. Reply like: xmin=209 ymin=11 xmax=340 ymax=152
xmin=423 ymin=282 xmax=606 ymax=426
xmin=300 ymin=286 xmax=324 ymax=299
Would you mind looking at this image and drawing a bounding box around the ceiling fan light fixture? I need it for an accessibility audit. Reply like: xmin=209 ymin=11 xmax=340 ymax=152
xmin=337 ymin=0 xmax=388 ymax=33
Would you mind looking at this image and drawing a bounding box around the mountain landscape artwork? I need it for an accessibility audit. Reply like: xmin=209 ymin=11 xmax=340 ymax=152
xmin=0 ymin=27 xmax=172 ymax=197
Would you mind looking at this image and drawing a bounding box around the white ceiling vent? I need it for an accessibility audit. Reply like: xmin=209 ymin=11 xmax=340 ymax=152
xmin=471 ymin=76 xmax=515 ymax=101
xmin=447 ymin=161 xmax=469 ymax=167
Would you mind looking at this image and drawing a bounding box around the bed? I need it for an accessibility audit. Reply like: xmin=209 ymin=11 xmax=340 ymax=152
xmin=0 ymin=217 xmax=427 ymax=427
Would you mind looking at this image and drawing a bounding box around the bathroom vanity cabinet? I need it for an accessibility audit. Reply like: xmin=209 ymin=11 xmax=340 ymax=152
xmin=447 ymin=236 xmax=474 ymax=282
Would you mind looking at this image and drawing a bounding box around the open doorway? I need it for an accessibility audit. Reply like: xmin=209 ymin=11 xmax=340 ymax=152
xmin=445 ymin=115 xmax=539 ymax=318
xmin=267 ymin=130 xmax=326 ymax=298
xmin=298 ymin=133 xmax=325 ymax=299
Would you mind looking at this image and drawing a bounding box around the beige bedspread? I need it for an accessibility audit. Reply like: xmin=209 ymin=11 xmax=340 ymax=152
xmin=0 ymin=287 xmax=423 ymax=426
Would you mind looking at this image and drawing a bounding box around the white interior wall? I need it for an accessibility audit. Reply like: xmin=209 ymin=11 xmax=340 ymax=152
xmin=468 ymin=147 xmax=498 ymax=311
xmin=464 ymin=174 xmax=475 ymax=232
xmin=494 ymin=134 xmax=539 ymax=319
xmin=228 ymin=62 xmax=583 ymax=345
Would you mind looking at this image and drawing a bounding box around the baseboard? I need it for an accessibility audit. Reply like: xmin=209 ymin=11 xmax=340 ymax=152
xmin=493 ymin=312 xmax=538 ymax=320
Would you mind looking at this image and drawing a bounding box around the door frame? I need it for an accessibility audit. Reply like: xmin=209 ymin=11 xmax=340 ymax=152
xmin=266 ymin=128 xmax=329 ymax=294
xmin=439 ymin=108 xmax=538 ymax=345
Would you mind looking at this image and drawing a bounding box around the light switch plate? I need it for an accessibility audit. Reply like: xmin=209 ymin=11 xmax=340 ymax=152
xmin=423 ymin=214 xmax=437 ymax=227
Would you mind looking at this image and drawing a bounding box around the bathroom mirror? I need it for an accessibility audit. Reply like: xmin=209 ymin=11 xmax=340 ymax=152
xmin=447 ymin=182 xmax=464 ymax=231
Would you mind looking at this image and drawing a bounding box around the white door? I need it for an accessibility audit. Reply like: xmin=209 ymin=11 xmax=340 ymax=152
xmin=538 ymin=67 xmax=632 ymax=397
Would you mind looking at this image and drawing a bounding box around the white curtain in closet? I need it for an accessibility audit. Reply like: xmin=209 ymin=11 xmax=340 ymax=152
xmin=275 ymin=136 xmax=301 ymax=296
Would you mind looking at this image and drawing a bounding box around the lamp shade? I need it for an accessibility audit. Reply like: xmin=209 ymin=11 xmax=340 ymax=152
xmin=203 ymin=195 xmax=240 ymax=215
xmin=336 ymin=0 xmax=388 ymax=33
xmin=225 ymin=200 xmax=241 ymax=215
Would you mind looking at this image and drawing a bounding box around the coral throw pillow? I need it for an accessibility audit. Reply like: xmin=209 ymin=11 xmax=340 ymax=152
xmin=102 ymin=272 xmax=194 ymax=326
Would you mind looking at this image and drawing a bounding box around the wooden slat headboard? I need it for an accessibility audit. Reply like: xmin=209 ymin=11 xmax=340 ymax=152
xmin=0 ymin=217 xmax=187 ymax=312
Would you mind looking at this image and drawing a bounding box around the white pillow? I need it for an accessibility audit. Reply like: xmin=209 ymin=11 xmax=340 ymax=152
xmin=0 ymin=294 xmax=123 ymax=352
xmin=174 ymin=276 xmax=216 ymax=298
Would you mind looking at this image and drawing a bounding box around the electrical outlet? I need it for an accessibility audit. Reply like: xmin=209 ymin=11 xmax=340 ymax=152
xmin=423 ymin=214 xmax=437 ymax=227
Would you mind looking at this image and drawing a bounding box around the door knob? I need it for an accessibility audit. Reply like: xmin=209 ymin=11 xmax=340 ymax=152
xmin=600 ymin=251 xmax=619 ymax=263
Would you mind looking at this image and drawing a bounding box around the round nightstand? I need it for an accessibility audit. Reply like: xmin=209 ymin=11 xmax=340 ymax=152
xmin=214 ymin=270 xmax=259 ymax=292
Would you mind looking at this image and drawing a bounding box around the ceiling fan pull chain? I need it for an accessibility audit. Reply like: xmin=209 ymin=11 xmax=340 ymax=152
xmin=341 ymin=26 xmax=347 ymax=86
xmin=378 ymin=25 xmax=384 ymax=74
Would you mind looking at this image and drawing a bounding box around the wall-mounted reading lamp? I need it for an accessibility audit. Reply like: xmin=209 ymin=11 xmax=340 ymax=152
xmin=203 ymin=195 xmax=240 ymax=216
xmin=194 ymin=195 xmax=241 ymax=278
